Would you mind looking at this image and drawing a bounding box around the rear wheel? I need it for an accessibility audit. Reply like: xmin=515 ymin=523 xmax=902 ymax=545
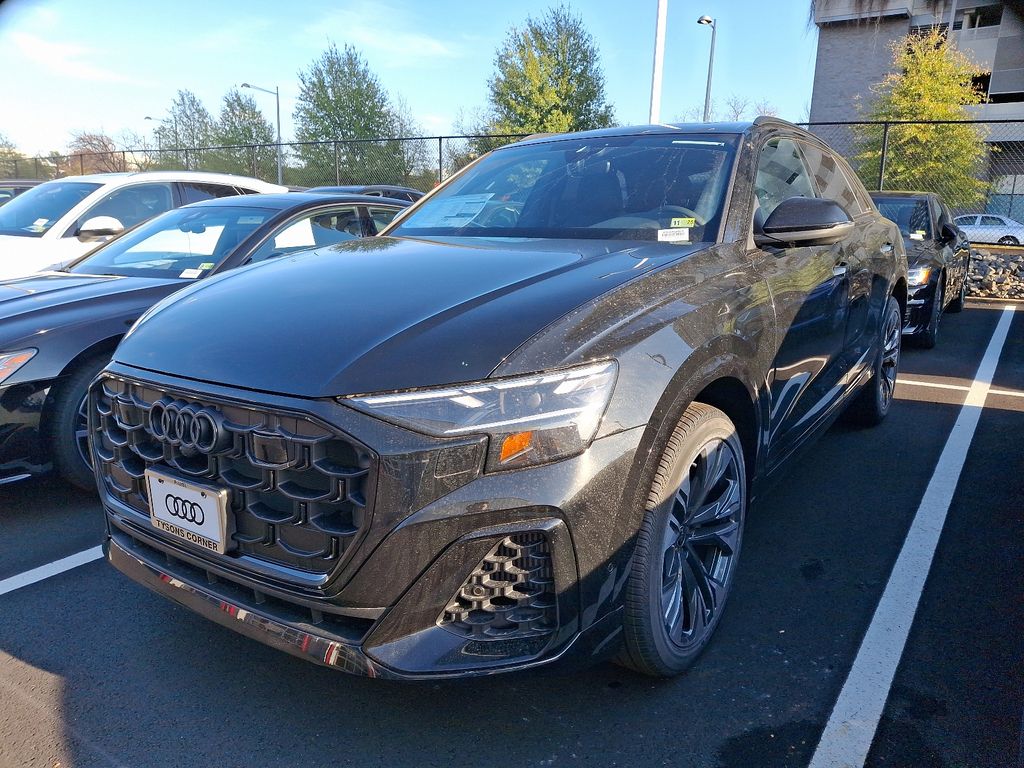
xmin=51 ymin=354 xmax=109 ymax=491
xmin=847 ymin=295 xmax=901 ymax=427
xmin=618 ymin=403 xmax=746 ymax=677
xmin=998 ymin=236 xmax=1019 ymax=246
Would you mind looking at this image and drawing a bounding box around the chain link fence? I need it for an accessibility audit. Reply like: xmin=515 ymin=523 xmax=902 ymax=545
xmin=4 ymin=123 xmax=1022 ymax=219
xmin=802 ymin=120 xmax=1024 ymax=220
xmin=0 ymin=134 xmax=528 ymax=192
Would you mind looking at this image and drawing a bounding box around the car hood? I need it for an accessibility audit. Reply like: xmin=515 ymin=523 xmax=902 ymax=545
xmin=0 ymin=271 xmax=185 ymax=326
xmin=115 ymin=236 xmax=704 ymax=397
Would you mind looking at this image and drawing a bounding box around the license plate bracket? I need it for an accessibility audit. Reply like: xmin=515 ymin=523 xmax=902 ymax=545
xmin=145 ymin=469 xmax=231 ymax=554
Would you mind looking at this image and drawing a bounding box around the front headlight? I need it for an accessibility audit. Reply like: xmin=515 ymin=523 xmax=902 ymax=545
xmin=907 ymin=266 xmax=932 ymax=287
xmin=344 ymin=361 xmax=618 ymax=471
xmin=0 ymin=349 xmax=37 ymax=385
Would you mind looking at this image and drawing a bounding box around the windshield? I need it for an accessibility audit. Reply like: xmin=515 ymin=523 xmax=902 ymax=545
xmin=390 ymin=133 xmax=739 ymax=243
xmin=0 ymin=181 xmax=101 ymax=237
xmin=873 ymin=196 xmax=932 ymax=239
xmin=68 ymin=205 xmax=274 ymax=279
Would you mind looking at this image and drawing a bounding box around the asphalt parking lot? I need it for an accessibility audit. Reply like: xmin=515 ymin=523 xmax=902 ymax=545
xmin=0 ymin=299 xmax=1021 ymax=768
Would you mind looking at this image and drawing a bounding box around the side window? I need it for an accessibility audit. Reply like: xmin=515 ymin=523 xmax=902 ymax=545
xmin=980 ymin=215 xmax=1003 ymax=226
xmin=799 ymin=141 xmax=865 ymax=215
xmin=75 ymin=183 xmax=174 ymax=233
xmin=754 ymin=138 xmax=816 ymax=222
xmin=365 ymin=206 xmax=401 ymax=235
xmin=246 ymin=206 xmax=362 ymax=264
xmin=955 ymin=215 xmax=977 ymax=226
xmin=180 ymin=183 xmax=240 ymax=204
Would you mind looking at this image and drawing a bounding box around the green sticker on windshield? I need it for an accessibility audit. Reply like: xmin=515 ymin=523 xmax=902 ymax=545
xmin=198 ymin=262 xmax=215 ymax=270
xmin=671 ymin=217 xmax=696 ymax=228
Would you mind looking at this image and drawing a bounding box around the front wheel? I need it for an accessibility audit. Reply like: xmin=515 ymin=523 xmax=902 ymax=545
xmin=917 ymin=275 xmax=944 ymax=349
xmin=946 ymin=269 xmax=967 ymax=313
xmin=617 ymin=403 xmax=746 ymax=677
xmin=51 ymin=355 xmax=109 ymax=491
xmin=847 ymin=295 xmax=902 ymax=427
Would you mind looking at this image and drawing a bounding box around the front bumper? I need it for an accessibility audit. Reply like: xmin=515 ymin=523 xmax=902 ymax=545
xmin=0 ymin=379 xmax=52 ymax=483
xmin=903 ymin=279 xmax=938 ymax=336
xmin=95 ymin=364 xmax=642 ymax=678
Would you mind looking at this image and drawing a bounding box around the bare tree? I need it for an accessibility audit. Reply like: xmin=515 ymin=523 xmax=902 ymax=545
xmin=723 ymin=95 xmax=750 ymax=121
xmin=67 ymin=132 xmax=124 ymax=174
xmin=753 ymin=99 xmax=779 ymax=118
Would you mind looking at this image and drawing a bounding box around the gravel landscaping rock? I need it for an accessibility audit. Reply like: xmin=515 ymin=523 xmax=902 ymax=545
xmin=967 ymin=248 xmax=1024 ymax=300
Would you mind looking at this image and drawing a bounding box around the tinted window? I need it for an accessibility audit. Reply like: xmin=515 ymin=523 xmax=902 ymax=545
xmin=69 ymin=205 xmax=272 ymax=278
xmin=366 ymin=205 xmax=402 ymax=235
xmin=754 ymin=138 xmax=816 ymax=220
xmin=391 ymin=133 xmax=738 ymax=242
xmin=0 ymin=180 xmax=101 ymax=237
xmin=955 ymin=215 xmax=977 ymax=226
xmin=76 ymin=183 xmax=173 ymax=233
xmin=873 ymin=197 xmax=932 ymax=238
xmin=799 ymin=141 xmax=866 ymax=215
xmin=247 ymin=206 xmax=363 ymax=263
xmin=180 ymin=182 xmax=241 ymax=204
xmin=980 ymin=215 xmax=1004 ymax=226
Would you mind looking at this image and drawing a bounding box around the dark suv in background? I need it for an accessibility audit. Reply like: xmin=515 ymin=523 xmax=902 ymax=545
xmin=870 ymin=190 xmax=969 ymax=348
xmin=94 ymin=118 xmax=906 ymax=680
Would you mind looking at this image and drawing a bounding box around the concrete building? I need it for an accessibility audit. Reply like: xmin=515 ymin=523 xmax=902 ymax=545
xmin=809 ymin=0 xmax=1023 ymax=216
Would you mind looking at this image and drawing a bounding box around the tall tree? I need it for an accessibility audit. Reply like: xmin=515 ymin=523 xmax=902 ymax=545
xmin=67 ymin=131 xmax=124 ymax=173
xmin=293 ymin=43 xmax=402 ymax=185
xmin=154 ymin=90 xmax=216 ymax=170
xmin=853 ymin=27 xmax=988 ymax=206
xmin=0 ymin=132 xmax=24 ymax=177
xmin=215 ymin=89 xmax=276 ymax=177
xmin=482 ymin=6 xmax=614 ymax=136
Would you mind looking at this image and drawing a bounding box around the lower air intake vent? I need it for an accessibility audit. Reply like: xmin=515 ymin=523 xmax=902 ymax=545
xmin=439 ymin=532 xmax=556 ymax=639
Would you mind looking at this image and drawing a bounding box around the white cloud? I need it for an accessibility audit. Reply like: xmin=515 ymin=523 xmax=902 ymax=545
xmin=301 ymin=2 xmax=462 ymax=67
xmin=9 ymin=31 xmax=146 ymax=85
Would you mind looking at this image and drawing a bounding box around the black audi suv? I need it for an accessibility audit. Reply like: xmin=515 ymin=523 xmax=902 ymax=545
xmin=870 ymin=191 xmax=970 ymax=348
xmin=94 ymin=119 xmax=907 ymax=679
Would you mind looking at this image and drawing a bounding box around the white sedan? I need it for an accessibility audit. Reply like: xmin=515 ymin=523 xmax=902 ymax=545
xmin=0 ymin=171 xmax=287 ymax=279
xmin=953 ymin=213 xmax=1024 ymax=246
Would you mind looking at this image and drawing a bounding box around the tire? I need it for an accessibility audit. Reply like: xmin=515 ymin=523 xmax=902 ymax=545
xmin=917 ymin=275 xmax=943 ymax=350
xmin=51 ymin=354 xmax=109 ymax=491
xmin=946 ymin=268 xmax=967 ymax=313
xmin=617 ymin=402 xmax=747 ymax=677
xmin=998 ymin=236 xmax=1019 ymax=246
xmin=847 ymin=295 xmax=902 ymax=427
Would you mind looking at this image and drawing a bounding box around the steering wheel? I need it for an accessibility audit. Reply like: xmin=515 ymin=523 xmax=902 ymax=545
xmin=657 ymin=205 xmax=706 ymax=226
xmin=479 ymin=204 xmax=520 ymax=228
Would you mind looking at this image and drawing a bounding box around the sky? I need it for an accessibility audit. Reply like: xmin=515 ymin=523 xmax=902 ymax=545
xmin=0 ymin=0 xmax=820 ymax=156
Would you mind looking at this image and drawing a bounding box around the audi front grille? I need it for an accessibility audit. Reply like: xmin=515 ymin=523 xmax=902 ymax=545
xmin=92 ymin=375 xmax=377 ymax=581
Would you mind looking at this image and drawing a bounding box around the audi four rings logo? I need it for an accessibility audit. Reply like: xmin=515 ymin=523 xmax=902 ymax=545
xmin=165 ymin=494 xmax=205 ymax=525
xmin=148 ymin=400 xmax=229 ymax=453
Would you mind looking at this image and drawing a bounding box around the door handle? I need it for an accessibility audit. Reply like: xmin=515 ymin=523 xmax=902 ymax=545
xmin=880 ymin=242 xmax=894 ymax=254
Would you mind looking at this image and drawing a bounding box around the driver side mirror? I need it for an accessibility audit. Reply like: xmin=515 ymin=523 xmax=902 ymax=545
xmin=940 ymin=222 xmax=959 ymax=243
xmin=755 ymin=196 xmax=854 ymax=247
xmin=78 ymin=215 xmax=124 ymax=241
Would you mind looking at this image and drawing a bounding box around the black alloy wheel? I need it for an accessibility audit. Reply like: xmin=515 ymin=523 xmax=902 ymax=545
xmin=618 ymin=402 xmax=746 ymax=677
xmin=848 ymin=294 xmax=902 ymax=426
xmin=51 ymin=354 xmax=109 ymax=491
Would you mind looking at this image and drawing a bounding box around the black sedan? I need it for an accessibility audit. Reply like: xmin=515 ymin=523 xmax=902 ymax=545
xmin=0 ymin=192 xmax=407 ymax=489
xmin=95 ymin=118 xmax=906 ymax=680
xmin=871 ymin=191 xmax=970 ymax=348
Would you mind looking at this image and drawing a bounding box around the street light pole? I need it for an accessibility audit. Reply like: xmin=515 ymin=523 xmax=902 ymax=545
xmin=649 ymin=0 xmax=668 ymax=124
xmin=698 ymin=15 xmax=717 ymax=122
xmin=241 ymin=82 xmax=284 ymax=185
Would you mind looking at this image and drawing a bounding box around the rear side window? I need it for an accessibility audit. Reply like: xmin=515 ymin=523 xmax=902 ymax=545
xmin=980 ymin=215 xmax=1003 ymax=226
xmin=754 ymin=138 xmax=816 ymax=219
xmin=366 ymin=206 xmax=401 ymax=234
xmin=180 ymin=183 xmax=241 ymax=204
xmin=799 ymin=141 xmax=867 ymax=215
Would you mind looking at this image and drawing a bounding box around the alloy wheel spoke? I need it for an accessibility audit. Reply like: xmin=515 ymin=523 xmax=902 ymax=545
xmin=689 ymin=476 xmax=739 ymax=527
xmin=687 ymin=518 xmax=739 ymax=555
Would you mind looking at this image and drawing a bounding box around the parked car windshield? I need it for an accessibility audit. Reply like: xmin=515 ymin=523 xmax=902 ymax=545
xmin=0 ymin=180 xmax=101 ymax=237
xmin=68 ymin=205 xmax=274 ymax=279
xmin=873 ymin=196 xmax=932 ymax=239
xmin=390 ymin=133 xmax=739 ymax=242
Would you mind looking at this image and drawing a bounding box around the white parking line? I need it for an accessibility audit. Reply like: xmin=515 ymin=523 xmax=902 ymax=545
xmin=809 ymin=305 xmax=1017 ymax=768
xmin=0 ymin=546 xmax=104 ymax=597
xmin=900 ymin=377 xmax=1024 ymax=399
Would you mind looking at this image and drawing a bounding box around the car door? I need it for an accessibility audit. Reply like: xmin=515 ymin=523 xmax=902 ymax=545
xmin=749 ymin=136 xmax=852 ymax=469
xmin=978 ymin=215 xmax=1005 ymax=244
